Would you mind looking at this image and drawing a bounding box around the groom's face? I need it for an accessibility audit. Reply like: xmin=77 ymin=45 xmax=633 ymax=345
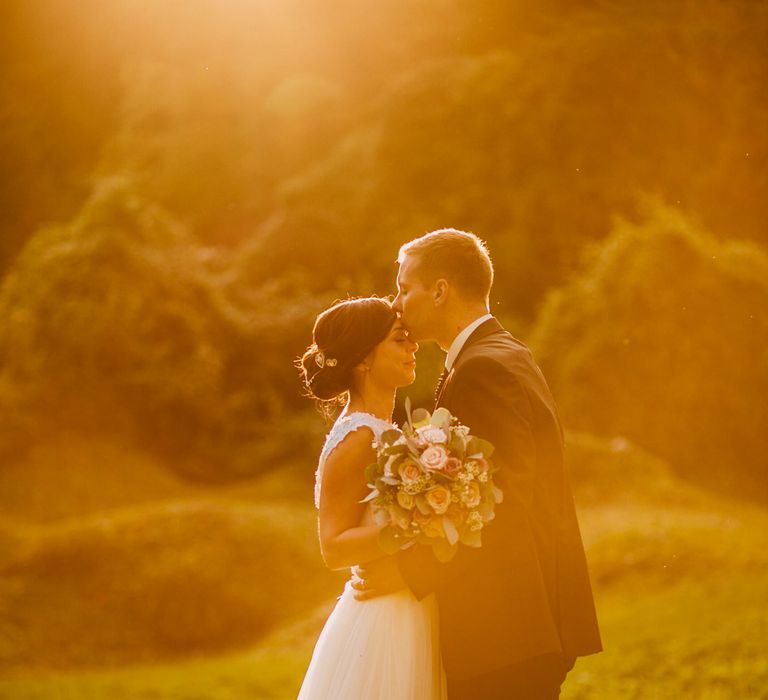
xmin=393 ymin=254 xmax=436 ymax=342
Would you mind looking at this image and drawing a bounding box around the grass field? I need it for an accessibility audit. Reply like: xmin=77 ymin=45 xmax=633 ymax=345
xmin=1 ymin=570 xmax=765 ymax=700
xmin=1 ymin=434 xmax=766 ymax=698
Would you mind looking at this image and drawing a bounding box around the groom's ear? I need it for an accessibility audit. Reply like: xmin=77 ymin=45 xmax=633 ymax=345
xmin=433 ymin=279 xmax=449 ymax=306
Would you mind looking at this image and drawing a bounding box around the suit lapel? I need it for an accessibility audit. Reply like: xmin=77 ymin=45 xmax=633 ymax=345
xmin=435 ymin=367 xmax=452 ymax=407
xmin=434 ymin=317 xmax=503 ymax=409
xmin=435 ymin=367 xmax=449 ymax=402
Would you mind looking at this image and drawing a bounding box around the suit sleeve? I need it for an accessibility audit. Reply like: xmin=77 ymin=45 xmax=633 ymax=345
xmin=398 ymin=356 xmax=537 ymax=599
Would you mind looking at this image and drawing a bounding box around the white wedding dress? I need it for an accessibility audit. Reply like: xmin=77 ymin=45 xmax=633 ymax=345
xmin=297 ymin=411 xmax=446 ymax=700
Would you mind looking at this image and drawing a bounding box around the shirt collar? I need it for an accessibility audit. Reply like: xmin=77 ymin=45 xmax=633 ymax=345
xmin=445 ymin=313 xmax=493 ymax=371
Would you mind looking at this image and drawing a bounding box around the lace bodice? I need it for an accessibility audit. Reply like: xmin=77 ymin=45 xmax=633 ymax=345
xmin=314 ymin=411 xmax=393 ymax=508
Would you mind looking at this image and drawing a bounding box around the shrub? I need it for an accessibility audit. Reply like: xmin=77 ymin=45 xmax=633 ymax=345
xmin=0 ymin=179 xmax=324 ymax=480
xmin=531 ymin=201 xmax=768 ymax=501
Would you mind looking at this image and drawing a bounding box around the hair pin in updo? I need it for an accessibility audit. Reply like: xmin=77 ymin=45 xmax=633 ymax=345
xmin=315 ymin=350 xmax=338 ymax=369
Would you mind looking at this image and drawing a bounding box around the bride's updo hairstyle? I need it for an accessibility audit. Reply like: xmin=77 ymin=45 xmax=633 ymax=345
xmin=298 ymin=297 xmax=397 ymax=404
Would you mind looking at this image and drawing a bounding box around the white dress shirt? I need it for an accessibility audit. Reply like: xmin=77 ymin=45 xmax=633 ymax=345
xmin=444 ymin=313 xmax=494 ymax=371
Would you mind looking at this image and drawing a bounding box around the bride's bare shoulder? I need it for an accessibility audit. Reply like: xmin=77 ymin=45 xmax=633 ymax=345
xmin=323 ymin=424 xmax=376 ymax=471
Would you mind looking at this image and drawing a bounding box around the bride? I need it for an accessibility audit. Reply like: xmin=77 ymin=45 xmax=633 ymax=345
xmin=296 ymin=296 xmax=446 ymax=700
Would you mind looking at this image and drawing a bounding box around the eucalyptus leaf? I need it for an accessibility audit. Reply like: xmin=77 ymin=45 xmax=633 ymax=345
xmin=448 ymin=434 xmax=466 ymax=458
xmin=432 ymin=538 xmax=458 ymax=563
xmin=430 ymin=407 xmax=451 ymax=428
xmin=411 ymin=407 xmax=430 ymax=428
xmin=359 ymin=488 xmax=379 ymax=504
xmin=474 ymin=437 xmax=495 ymax=458
xmin=442 ymin=516 xmax=459 ymax=545
xmin=415 ymin=495 xmax=431 ymax=515
xmin=381 ymin=428 xmax=402 ymax=445
xmin=460 ymin=529 xmax=482 ymax=547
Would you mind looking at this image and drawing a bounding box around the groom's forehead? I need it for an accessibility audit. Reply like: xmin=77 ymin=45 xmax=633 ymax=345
xmin=397 ymin=256 xmax=421 ymax=284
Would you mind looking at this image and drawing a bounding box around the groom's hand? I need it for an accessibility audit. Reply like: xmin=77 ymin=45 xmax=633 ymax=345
xmin=351 ymin=556 xmax=407 ymax=601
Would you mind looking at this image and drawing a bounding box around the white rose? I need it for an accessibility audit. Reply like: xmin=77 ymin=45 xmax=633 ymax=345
xmin=416 ymin=426 xmax=448 ymax=445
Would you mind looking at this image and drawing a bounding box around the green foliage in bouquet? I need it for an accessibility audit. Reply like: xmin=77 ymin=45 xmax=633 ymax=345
xmin=363 ymin=399 xmax=502 ymax=562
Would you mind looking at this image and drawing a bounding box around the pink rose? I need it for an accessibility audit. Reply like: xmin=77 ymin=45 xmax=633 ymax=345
xmin=398 ymin=459 xmax=422 ymax=484
xmin=425 ymin=485 xmax=451 ymax=514
xmin=420 ymin=445 xmax=449 ymax=472
xmin=443 ymin=457 xmax=462 ymax=477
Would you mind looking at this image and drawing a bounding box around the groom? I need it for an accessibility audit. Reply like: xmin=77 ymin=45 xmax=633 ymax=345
xmin=353 ymin=229 xmax=602 ymax=698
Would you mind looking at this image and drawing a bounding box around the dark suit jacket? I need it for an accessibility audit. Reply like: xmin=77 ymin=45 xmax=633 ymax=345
xmin=398 ymin=318 xmax=602 ymax=681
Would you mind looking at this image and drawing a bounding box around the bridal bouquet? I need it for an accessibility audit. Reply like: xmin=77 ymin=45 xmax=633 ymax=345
xmin=363 ymin=400 xmax=503 ymax=562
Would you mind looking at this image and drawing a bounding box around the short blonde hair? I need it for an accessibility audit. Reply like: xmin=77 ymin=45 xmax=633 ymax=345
xmin=398 ymin=228 xmax=494 ymax=301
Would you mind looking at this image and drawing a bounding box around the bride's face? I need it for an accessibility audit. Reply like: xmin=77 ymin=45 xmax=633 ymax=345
xmin=365 ymin=320 xmax=419 ymax=388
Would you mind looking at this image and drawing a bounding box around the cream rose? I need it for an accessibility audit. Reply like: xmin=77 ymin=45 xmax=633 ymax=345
xmin=396 ymin=490 xmax=415 ymax=510
xmin=398 ymin=459 xmax=422 ymax=484
xmin=420 ymin=445 xmax=449 ymax=472
xmin=425 ymin=485 xmax=451 ymax=514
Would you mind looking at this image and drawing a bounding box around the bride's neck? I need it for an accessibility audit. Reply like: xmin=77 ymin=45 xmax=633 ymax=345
xmin=345 ymin=388 xmax=395 ymax=423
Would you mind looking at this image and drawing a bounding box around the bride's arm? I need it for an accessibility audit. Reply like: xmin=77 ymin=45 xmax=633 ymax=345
xmin=317 ymin=427 xmax=384 ymax=571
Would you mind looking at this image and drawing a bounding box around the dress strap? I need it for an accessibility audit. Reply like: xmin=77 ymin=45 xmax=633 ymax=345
xmin=314 ymin=412 xmax=392 ymax=508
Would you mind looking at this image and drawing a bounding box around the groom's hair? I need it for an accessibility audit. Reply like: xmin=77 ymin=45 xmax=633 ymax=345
xmin=398 ymin=228 xmax=493 ymax=301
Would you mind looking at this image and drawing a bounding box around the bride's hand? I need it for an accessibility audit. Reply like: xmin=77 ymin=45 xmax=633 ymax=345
xmin=351 ymin=557 xmax=407 ymax=601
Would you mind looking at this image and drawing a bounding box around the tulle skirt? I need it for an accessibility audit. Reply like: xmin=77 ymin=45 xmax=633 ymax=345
xmin=297 ymin=579 xmax=446 ymax=700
